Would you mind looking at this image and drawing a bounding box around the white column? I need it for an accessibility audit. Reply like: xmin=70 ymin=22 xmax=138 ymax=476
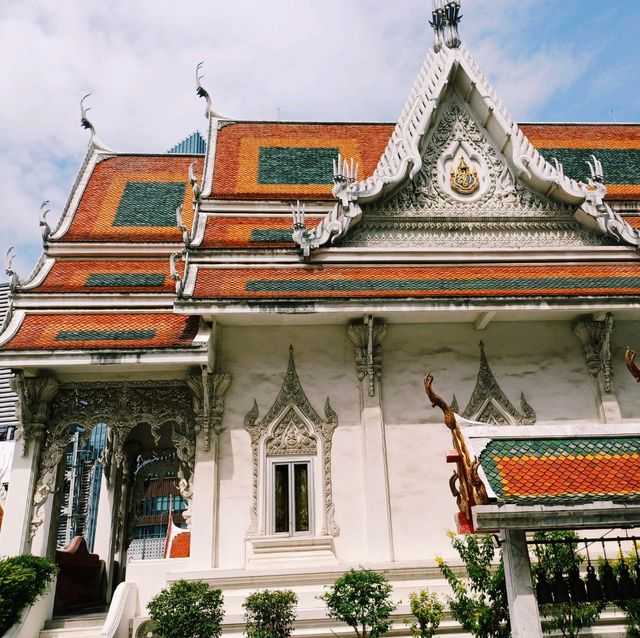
xmin=188 ymin=430 xmax=218 ymax=568
xmin=502 ymin=529 xmax=543 ymax=638
xmin=360 ymin=384 xmax=394 ymax=561
xmin=0 ymin=439 xmax=42 ymax=555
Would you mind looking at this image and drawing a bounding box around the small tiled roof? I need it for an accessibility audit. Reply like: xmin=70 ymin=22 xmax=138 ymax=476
xmin=61 ymin=155 xmax=195 ymax=243
xmin=479 ymin=436 xmax=640 ymax=505
xmin=1 ymin=313 xmax=200 ymax=351
xmin=29 ymin=259 xmax=176 ymax=294
xmin=167 ymin=531 xmax=190 ymax=558
xmin=201 ymin=216 xmax=296 ymax=249
xmin=192 ymin=263 xmax=640 ymax=301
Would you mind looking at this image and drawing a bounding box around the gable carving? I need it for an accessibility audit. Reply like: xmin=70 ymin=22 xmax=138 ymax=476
xmin=452 ymin=341 xmax=536 ymax=426
xmin=266 ymin=408 xmax=318 ymax=456
xmin=374 ymin=96 xmax=572 ymax=218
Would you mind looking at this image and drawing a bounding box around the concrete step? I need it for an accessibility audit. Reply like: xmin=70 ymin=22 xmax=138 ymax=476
xmin=39 ymin=612 xmax=106 ymax=638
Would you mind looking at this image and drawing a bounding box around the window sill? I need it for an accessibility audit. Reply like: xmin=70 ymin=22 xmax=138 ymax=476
xmin=246 ymin=535 xmax=337 ymax=567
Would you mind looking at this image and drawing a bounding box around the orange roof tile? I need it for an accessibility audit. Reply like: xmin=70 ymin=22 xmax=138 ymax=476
xmin=202 ymin=216 xmax=295 ymax=249
xmin=62 ymin=155 xmax=195 ymax=243
xmin=480 ymin=437 xmax=640 ymax=504
xmin=521 ymin=124 xmax=640 ymax=150
xmin=168 ymin=531 xmax=190 ymax=558
xmin=31 ymin=259 xmax=177 ymax=294
xmin=192 ymin=263 xmax=640 ymax=301
xmin=211 ymin=122 xmax=393 ymax=201
xmin=2 ymin=313 xmax=200 ymax=351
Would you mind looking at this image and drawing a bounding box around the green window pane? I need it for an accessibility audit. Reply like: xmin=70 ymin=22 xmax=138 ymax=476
xmin=258 ymin=147 xmax=337 ymax=184
xmin=274 ymin=464 xmax=290 ymax=533
xmin=114 ymin=182 xmax=186 ymax=227
xmin=294 ymin=463 xmax=309 ymax=532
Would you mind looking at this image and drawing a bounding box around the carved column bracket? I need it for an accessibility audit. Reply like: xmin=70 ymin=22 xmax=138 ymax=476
xmin=188 ymin=369 xmax=232 ymax=452
xmin=574 ymin=313 xmax=614 ymax=392
xmin=11 ymin=373 xmax=60 ymax=455
xmin=347 ymin=316 xmax=387 ymax=397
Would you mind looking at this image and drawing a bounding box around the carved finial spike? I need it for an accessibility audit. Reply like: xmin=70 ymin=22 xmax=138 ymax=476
xmin=80 ymin=93 xmax=93 ymax=131
xmin=195 ymin=61 xmax=212 ymax=119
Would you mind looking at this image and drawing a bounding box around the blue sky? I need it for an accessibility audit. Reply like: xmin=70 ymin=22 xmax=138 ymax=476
xmin=0 ymin=0 xmax=638 ymax=278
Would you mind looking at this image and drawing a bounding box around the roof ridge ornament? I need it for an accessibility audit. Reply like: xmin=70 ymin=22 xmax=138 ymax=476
xmin=39 ymin=201 xmax=51 ymax=242
xmin=4 ymin=247 xmax=20 ymax=293
xmin=79 ymin=94 xmax=114 ymax=153
xmin=195 ymin=62 xmax=227 ymax=120
xmin=430 ymin=1 xmax=462 ymax=52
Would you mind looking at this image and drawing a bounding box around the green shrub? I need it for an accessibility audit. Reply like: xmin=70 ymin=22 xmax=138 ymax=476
xmin=320 ymin=568 xmax=397 ymax=638
xmin=0 ymin=554 xmax=57 ymax=634
xmin=244 ymin=589 xmax=298 ymax=638
xmin=437 ymin=533 xmax=510 ymax=638
xmin=407 ymin=589 xmax=444 ymax=638
xmin=148 ymin=580 xmax=224 ymax=638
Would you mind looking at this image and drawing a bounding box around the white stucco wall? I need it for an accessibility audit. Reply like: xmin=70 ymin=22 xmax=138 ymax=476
xmin=211 ymin=319 xmax=602 ymax=569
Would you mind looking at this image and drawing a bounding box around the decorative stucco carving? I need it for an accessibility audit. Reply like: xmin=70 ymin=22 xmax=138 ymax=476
xmin=458 ymin=342 xmax=536 ymax=426
xmin=347 ymin=316 xmax=387 ymax=397
xmin=378 ymin=97 xmax=571 ymax=218
xmin=27 ymin=380 xmax=196 ymax=540
xmin=11 ymin=373 xmax=60 ymax=455
xmin=574 ymin=313 xmax=614 ymax=393
xmin=187 ymin=369 xmax=232 ymax=452
xmin=244 ymin=346 xmax=339 ymax=537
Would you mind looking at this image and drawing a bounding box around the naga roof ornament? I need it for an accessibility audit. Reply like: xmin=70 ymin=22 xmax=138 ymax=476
xmin=430 ymin=0 xmax=462 ymax=52
xmin=79 ymin=94 xmax=114 ymax=153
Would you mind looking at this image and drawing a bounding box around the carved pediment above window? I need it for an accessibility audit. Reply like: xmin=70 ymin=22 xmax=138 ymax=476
xmin=266 ymin=409 xmax=317 ymax=456
xmin=458 ymin=342 xmax=536 ymax=426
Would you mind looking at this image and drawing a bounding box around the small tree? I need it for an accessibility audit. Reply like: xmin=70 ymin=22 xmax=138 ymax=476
xmin=532 ymin=531 xmax=604 ymax=638
xmin=244 ymin=589 xmax=298 ymax=638
xmin=407 ymin=589 xmax=444 ymax=638
xmin=321 ymin=568 xmax=397 ymax=638
xmin=148 ymin=580 xmax=224 ymax=638
xmin=437 ymin=533 xmax=510 ymax=638
xmin=0 ymin=554 xmax=57 ymax=634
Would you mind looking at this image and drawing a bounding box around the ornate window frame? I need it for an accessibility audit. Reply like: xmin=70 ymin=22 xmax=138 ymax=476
xmin=244 ymin=346 xmax=339 ymax=544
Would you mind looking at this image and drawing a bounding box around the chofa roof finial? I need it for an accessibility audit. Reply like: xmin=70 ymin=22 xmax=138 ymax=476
xmin=430 ymin=1 xmax=462 ymax=52
xmin=79 ymin=94 xmax=113 ymax=152
xmin=4 ymin=247 xmax=19 ymax=293
xmin=39 ymin=200 xmax=51 ymax=242
xmin=195 ymin=62 xmax=226 ymax=120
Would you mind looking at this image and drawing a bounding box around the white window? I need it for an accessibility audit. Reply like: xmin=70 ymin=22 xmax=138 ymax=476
xmin=269 ymin=459 xmax=312 ymax=535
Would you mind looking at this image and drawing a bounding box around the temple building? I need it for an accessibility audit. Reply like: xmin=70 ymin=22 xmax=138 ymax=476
xmin=2 ymin=2 xmax=640 ymax=636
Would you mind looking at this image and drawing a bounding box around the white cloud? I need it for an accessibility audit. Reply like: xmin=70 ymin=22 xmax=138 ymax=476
xmin=0 ymin=0 xmax=617 ymax=278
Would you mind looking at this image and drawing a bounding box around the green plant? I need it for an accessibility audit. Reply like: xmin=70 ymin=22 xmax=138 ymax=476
xmin=407 ymin=589 xmax=444 ymax=638
xmin=243 ymin=589 xmax=298 ymax=638
xmin=436 ymin=533 xmax=510 ymax=638
xmin=532 ymin=531 xmax=604 ymax=638
xmin=148 ymin=580 xmax=224 ymax=638
xmin=0 ymin=554 xmax=57 ymax=634
xmin=321 ymin=568 xmax=397 ymax=638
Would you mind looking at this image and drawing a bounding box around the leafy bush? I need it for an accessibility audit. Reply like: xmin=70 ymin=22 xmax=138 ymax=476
xmin=532 ymin=531 xmax=604 ymax=638
xmin=437 ymin=533 xmax=510 ymax=638
xmin=321 ymin=568 xmax=397 ymax=638
xmin=0 ymin=554 xmax=57 ymax=634
xmin=407 ymin=589 xmax=444 ymax=638
xmin=148 ymin=580 xmax=224 ymax=638
xmin=244 ymin=589 xmax=298 ymax=638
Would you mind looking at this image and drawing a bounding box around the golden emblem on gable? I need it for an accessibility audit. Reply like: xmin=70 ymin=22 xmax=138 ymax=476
xmin=450 ymin=156 xmax=479 ymax=195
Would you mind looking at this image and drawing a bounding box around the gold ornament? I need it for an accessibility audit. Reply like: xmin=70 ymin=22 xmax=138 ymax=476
xmin=450 ymin=156 xmax=479 ymax=195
